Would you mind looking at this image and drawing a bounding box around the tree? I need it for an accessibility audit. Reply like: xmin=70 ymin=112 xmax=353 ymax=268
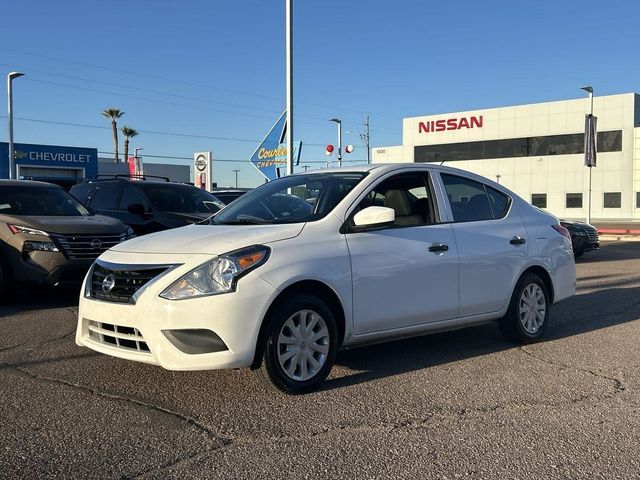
xmin=101 ymin=108 xmax=125 ymax=163
xmin=121 ymin=126 xmax=139 ymax=168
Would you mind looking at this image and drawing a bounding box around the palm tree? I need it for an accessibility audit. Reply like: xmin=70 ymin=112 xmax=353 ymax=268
xmin=121 ymin=126 xmax=139 ymax=167
xmin=101 ymin=108 xmax=125 ymax=163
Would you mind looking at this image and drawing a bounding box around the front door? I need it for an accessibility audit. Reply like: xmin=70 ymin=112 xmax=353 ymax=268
xmin=346 ymin=171 xmax=459 ymax=335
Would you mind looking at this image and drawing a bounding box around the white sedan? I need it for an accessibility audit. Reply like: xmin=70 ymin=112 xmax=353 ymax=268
xmin=76 ymin=164 xmax=575 ymax=393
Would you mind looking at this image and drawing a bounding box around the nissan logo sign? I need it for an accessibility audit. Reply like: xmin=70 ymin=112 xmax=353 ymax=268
xmin=195 ymin=155 xmax=207 ymax=172
xmin=101 ymin=274 xmax=116 ymax=294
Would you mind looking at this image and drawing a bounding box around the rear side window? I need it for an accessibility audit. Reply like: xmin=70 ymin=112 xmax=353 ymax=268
xmin=90 ymin=183 xmax=121 ymax=210
xmin=441 ymin=174 xmax=510 ymax=222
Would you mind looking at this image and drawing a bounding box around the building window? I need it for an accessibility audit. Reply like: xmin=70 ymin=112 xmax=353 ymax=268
xmin=636 ymin=192 xmax=640 ymax=209
xmin=566 ymin=193 xmax=583 ymax=208
xmin=531 ymin=194 xmax=547 ymax=208
xmin=603 ymin=192 xmax=621 ymax=208
xmin=414 ymin=130 xmax=623 ymax=163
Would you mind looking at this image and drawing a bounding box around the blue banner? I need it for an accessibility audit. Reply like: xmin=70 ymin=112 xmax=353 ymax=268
xmin=249 ymin=112 xmax=301 ymax=181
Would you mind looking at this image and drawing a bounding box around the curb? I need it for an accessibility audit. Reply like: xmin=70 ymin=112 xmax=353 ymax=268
xmin=599 ymin=234 xmax=640 ymax=242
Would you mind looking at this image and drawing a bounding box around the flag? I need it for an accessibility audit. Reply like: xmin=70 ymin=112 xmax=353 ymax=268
xmin=584 ymin=114 xmax=597 ymax=167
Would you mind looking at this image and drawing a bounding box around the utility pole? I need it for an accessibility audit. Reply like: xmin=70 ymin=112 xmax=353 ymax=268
xmin=302 ymin=165 xmax=309 ymax=172
xmin=285 ymin=0 xmax=294 ymax=176
xmin=233 ymin=169 xmax=240 ymax=188
xmin=360 ymin=115 xmax=370 ymax=164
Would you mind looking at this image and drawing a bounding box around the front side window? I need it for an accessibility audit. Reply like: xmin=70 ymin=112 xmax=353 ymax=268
xmin=140 ymin=184 xmax=225 ymax=214
xmin=0 ymin=186 xmax=90 ymax=216
xmin=214 ymin=173 xmax=366 ymax=225
xmin=441 ymin=173 xmax=510 ymax=222
xmin=354 ymin=172 xmax=435 ymax=227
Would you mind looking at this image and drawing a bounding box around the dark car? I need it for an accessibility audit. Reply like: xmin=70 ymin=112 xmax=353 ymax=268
xmin=70 ymin=177 xmax=226 ymax=236
xmin=0 ymin=180 xmax=134 ymax=299
xmin=210 ymin=188 xmax=251 ymax=205
xmin=560 ymin=220 xmax=599 ymax=258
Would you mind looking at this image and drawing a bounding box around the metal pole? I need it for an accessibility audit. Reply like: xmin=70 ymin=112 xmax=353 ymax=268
xmin=7 ymin=73 xmax=24 ymax=180
xmin=588 ymin=89 xmax=593 ymax=225
xmin=134 ymin=147 xmax=143 ymax=177
xmin=233 ymin=169 xmax=240 ymax=188
xmin=285 ymin=0 xmax=293 ymax=176
xmin=337 ymin=120 xmax=342 ymax=167
xmin=365 ymin=115 xmax=370 ymax=164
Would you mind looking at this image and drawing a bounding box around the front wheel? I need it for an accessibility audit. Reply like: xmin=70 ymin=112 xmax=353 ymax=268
xmin=499 ymin=273 xmax=550 ymax=344
xmin=255 ymin=294 xmax=338 ymax=394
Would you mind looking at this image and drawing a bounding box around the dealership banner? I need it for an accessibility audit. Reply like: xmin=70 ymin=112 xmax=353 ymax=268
xmin=584 ymin=114 xmax=597 ymax=167
xmin=250 ymin=111 xmax=301 ymax=181
xmin=0 ymin=142 xmax=98 ymax=179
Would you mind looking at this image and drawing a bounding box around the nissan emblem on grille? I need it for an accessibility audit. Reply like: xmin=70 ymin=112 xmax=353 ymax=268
xmin=101 ymin=273 xmax=116 ymax=294
xmin=91 ymin=239 xmax=103 ymax=249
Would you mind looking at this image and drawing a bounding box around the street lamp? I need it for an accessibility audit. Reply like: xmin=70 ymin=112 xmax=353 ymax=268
xmin=580 ymin=85 xmax=594 ymax=224
xmin=233 ymin=169 xmax=240 ymax=188
xmin=7 ymin=72 xmax=24 ymax=180
xmin=329 ymin=118 xmax=342 ymax=167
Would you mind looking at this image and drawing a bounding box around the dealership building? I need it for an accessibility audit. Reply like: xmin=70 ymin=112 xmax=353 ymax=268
xmin=373 ymin=92 xmax=640 ymax=223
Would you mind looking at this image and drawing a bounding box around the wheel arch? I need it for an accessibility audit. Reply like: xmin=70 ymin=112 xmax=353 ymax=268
xmin=250 ymin=279 xmax=346 ymax=369
xmin=519 ymin=264 xmax=555 ymax=304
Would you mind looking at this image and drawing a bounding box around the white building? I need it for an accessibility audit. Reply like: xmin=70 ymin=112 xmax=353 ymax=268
xmin=373 ymin=93 xmax=640 ymax=223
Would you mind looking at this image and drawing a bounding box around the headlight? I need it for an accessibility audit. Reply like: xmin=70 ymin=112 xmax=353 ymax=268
xmin=160 ymin=245 xmax=270 ymax=300
xmin=23 ymin=241 xmax=59 ymax=252
xmin=8 ymin=224 xmax=49 ymax=236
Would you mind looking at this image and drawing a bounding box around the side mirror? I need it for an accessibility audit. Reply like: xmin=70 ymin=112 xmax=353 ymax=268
xmin=352 ymin=206 xmax=395 ymax=231
xmin=127 ymin=203 xmax=146 ymax=216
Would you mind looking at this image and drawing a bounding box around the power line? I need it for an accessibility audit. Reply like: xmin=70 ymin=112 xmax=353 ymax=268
xmin=0 ymin=49 xmax=402 ymax=126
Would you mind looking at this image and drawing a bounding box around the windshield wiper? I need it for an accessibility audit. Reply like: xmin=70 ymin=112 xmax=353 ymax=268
xmin=215 ymin=217 xmax=274 ymax=225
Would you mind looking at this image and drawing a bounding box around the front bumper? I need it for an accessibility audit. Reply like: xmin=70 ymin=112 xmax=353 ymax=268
xmin=75 ymin=252 xmax=277 ymax=371
xmin=5 ymin=246 xmax=92 ymax=286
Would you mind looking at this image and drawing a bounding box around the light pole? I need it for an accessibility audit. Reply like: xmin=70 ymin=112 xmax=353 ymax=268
xmin=581 ymin=85 xmax=594 ymax=224
xmin=7 ymin=72 xmax=24 ymax=180
xmin=329 ymin=118 xmax=342 ymax=167
xmin=233 ymin=169 xmax=240 ymax=188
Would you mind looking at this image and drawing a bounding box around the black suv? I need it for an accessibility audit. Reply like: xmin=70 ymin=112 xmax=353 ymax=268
xmin=560 ymin=220 xmax=599 ymax=258
xmin=71 ymin=176 xmax=225 ymax=236
xmin=210 ymin=188 xmax=251 ymax=205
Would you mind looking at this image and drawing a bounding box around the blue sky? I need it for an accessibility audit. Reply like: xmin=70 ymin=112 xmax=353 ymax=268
xmin=2 ymin=0 xmax=638 ymax=187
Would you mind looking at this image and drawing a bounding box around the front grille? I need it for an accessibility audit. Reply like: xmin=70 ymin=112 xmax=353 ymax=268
xmin=52 ymin=233 xmax=128 ymax=260
xmin=585 ymin=227 xmax=599 ymax=242
xmin=87 ymin=320 xmax=151 ymax=353
xmin=90 ymin=262 xmax=170 ymax=303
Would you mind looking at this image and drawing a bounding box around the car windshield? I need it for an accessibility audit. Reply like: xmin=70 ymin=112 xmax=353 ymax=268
xmin=214 ymin=172 xmax=367 ymax=225
xmin=140 ymin=184 xmax=225 ymax=214
xmin=0 ymin=186 xmax=91 ymax=216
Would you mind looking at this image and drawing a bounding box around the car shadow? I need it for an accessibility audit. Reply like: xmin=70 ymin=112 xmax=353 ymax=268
xmin=0 ymin=285 xmax=80 ymax=314
xmin=323 ymin=284 xmax=640 ymax=391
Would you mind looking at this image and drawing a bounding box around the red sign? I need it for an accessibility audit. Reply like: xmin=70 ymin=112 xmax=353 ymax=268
xmin=128 ymin=156 xmax=137 ymax=178
xmin=418 ymin=116 xmax=483 ymax=134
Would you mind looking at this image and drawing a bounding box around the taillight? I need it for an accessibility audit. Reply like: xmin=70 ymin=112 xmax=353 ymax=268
xmin=551 ymin=224 xmax=571 ymax=238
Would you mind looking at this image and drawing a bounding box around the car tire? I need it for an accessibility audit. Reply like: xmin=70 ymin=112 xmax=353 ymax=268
xmin=0 ymin=253 xmax=11 ymax=304
xmin=255 ymin=294 xmax=338 ymax=394
xmin=499 ymin=272 xmax=550 ymax=344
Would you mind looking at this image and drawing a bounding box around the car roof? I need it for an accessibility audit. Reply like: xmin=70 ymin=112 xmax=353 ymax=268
xmin=0 ymin=179 xmax=62 ymax=188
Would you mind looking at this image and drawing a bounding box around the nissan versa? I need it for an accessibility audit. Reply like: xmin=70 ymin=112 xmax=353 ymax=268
xmin=76 ymin=164 xmax=576 ymax=393
xmin=0 ymin=180 xmax=134 ymax=300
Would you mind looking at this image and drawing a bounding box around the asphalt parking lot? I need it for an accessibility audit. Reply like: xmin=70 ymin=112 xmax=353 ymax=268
xmin=1 ymin=241 xmax=640 ymax=479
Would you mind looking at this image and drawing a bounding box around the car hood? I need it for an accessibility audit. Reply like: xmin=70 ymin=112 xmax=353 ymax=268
xmin=0 ymin=214 xmax=126 ymax=234
xmin=112 ymin=223 xmax=305 ymax=255
xmin=560 ymin=220 xmax=595 ymax=229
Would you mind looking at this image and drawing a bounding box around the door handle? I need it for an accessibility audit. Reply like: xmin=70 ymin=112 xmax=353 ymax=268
xmin=510 ymin=236 xmax=526 ymax=245
xmin=428 ymin=243 xmax=449 ymax=253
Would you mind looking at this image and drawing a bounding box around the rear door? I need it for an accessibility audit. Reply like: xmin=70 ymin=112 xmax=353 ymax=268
xmin=438 ymin=173 xmax=528 ymax=317
xmin=346 ymin=170 xmax=459 ymax=335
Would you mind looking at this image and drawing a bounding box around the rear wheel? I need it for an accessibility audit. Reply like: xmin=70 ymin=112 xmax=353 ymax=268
xmin=499 ymin=273 xmax=550 ymax=344
xmin=0 ymin=254 xmax=11 ymax=304
xmin=255 ymin=294 xmax=338 ymax=394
